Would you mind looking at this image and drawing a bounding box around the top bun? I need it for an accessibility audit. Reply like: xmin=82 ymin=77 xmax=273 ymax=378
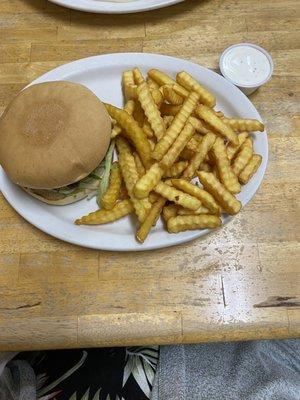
xmin=0 ymin=81 xmax=111 ymax=189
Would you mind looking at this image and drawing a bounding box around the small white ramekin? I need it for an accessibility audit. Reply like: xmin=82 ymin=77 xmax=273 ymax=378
xmin=219 ymin=43 xmax=274 ymax=95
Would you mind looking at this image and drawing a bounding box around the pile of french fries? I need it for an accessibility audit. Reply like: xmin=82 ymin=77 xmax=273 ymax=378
xmin=75 ymin=67 xmax=264 ymax=243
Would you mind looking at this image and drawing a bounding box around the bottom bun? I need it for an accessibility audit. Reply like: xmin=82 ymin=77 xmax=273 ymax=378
xmin=23 ymin=187 xmax=88 ymax=205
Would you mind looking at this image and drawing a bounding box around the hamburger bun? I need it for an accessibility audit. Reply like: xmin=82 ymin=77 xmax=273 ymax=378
xmin=0 ymin=81 xmax=112 ymax=192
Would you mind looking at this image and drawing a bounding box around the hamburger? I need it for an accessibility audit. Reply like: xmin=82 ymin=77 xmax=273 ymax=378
xmin=0 ymin=81 xmax=112 ymax=205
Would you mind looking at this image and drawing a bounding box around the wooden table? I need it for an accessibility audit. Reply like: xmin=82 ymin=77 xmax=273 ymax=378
xmin=0 ymin=0 xmax=299 ymax=351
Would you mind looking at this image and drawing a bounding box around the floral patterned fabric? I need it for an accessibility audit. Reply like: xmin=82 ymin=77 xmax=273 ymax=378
xmin=18 ymin=346 xmax=159 ymax=400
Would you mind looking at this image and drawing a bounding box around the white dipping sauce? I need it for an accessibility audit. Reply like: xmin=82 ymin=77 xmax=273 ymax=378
xmin=221 ymin=45 xmax=271 ymax=86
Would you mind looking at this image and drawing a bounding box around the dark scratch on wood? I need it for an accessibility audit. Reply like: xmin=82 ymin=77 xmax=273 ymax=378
xmin=254 ymin=296 xmax=300 ymax=308
xmin=221 ymin=276 xmax=227 ymax=307
xmin=0 ymin=302 xmax=41 ymax=310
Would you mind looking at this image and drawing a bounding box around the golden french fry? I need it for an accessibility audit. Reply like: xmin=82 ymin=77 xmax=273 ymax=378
xmin=215 ymin=110 xmax=224 ymax=118
xmin=197 ymin=171 xmax=241 ymax=215
xmin=142 ymin=120 xmax=155 ymax=138
xmin=160 ymin=103 xmax=182 ymax=116
xmin=160 ymin=122 xmax=195 ymax=168
xmin=106 ymin=103 xmax=152 ymax=168
xmin=137 ymin=82 xmax=165 ymax=140
xmin=134 ymin=162 xmax=164 ymax=199
xmin=122 ymin=70 xmax=137 ymax=100
xmin=188 ymin=116 xmax=213 ymax=135
xmin=223 ymin=118 xmax=264 ymax=132
xmin=196 ymin=105 xmax=238 ymax=145
xmin=155 ymin=181 xmax=202 ymax=210
xmin=163 ymin=161 xmax=188 ymax=178
xmin=149 ymin=191 xmax=160 ymax=203
xmin=116 ymin=137 xmax=151 ymax=222
xmin=172 ymin=83 xmax=190 ymax=98
xmin=152 ymin=92 xmax=199 ymax=161
xmin=148 ymin=137 xmax=156 ymax=151
xmin=211 ymin=137 xmax=241 ymax=194
xmin=183 ymin=132 xmax=216 ymax=180
xmin=124 ymin=99 xmax=135 ymax=114
xmin=227 ymin=132 xmax=249 ymax=161
xmin=180 ymin=147 xmax=195 ymax=161
xmin=75 ymin=199 xmax=133 ymax=225
xmin=185 ymin=134 xmax=202 ymax=152
xmin=239 ymin=154 xmax=262 ymax=184
xmin=167 ymin=214 xmax=221 ymax=233
xmin=100 ymin=162 xmax=122 ymax=210
xmin=132 ymin=100 xmax=145 ymax=127
xmin=163 ymin=115 xmax=174 ymax=128
xmin=111 ymin=100 xmax=135 ymax=138
xmin=162 ymin=85 xmax=184 ymax=105
xmin=133 ymin=152 xmax=146 ymax=178
xmin=147 ymin=77 xmax=160 ymax=90
xmin=148 ymin=69 xmax=176 ymax=86
xmin=176 ymin=71 xmax=216 ymax=107
xmin=150 ymin=88 xmax=163 ymax=107
xmin=119 ymin=183 xmax=129 ymax=200
xmin=136 ymin=196 xmax=166 ymax=243
xmin=177 ymin=205 xmax=210 ymax=215
xmin=232 ymin=138 xmax=253 ymax=176
xmin=133 ymin=67 xmax=145 ymax=85
xmin=162 ymin=204 xmax=178 ymax=221
xmin=171 ymin=179 xmax=221 ymax=214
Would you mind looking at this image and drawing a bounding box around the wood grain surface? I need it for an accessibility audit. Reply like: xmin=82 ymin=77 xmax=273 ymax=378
xmin=0 ymin=0 xmax=299 ymax=351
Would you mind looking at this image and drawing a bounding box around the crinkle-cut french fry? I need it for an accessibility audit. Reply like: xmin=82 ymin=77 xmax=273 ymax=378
xmin=150 ymin=88 xmax=163 ymax=107
xmin=75 ymin=199 xmax=133 ymax=225
xmin=148 ymin=137 xmax=156 ymax=151
xmin=111 ymin=100 xmax=135 ymax=138
xmin=116 ymin=137 xmax=151 ymax=222
xmin=122 ymin=71 xmax=137 ymax=100
xmin=185 ymin=134 xmax=202 ymax=152
xmin=106 ymin=103 xmax=152 ymax=169
xmin=160 ymin=122 xmax=195 ymax=168
xmin=153 ymin=92 xmax=199 ymax=161
xmin=136 ymin=196 xmax=166 ymax=243
xmin=180 ymin=147 xmax=195 ymax=161
xmin=133 ymin=67 xmax=145 ymax=85
xmin=172 ymin=83 xmax=190 ymax=98
xmin=137 ymin=82 xmax=165 ymax=141
xmin=177 ymin=205 xmax=211 ymax=215
xmin=239 ymin=154 xmax=262 ymax=184
xmin=142 ymin=120 xmax=155 ymax=138
xmin=149 ymin=191 xmax=160 ymax=203
xmin=100 ymin=162 xmax=122 ymax=210
xmin=212 ymin=137 xmax=241 ymax=194
xmin=160 ymin=103 xmax=182 ymax=116
xmin=198 ymin=162 xmax=212 ymax=172
xmin=163 ymin=115 xmax=174 ymax=128
xmin=167 ymin=214 xmax=221 ymax=233
xmin=154 ymin=181 xmax=202 ymax=210
xmin=183 ymin=132 xmax=216 ymax=179
xmin=133 ymin=152 xmax=146 ymax=178
xmin=227 ymin=132 xmax=249 ymax=161
xmin=162 ymin=85 xmax=184 ymax=105
xmin=223 ymin=117 xmax=264 ymax=132
xmin=132 ymin=100 xmax=145 ymax=127
xmin=147 ymin=77 xmax=160 ymax=90
xmin=197 ymin=171 xmax=241 ymax=215
xmin=196 ymin=105 xmax=238 ymax=145
xmin=232 ymin=138 xmax=253 ymax=176
xmin=189 ymin=116 xmax=214 ymax=135
xmin=124 ymin=99 xmax=135 ymax=114
xmin=134 ymin=162 xmax=164 ymax=199
xmin=176 ymin=71 xmax=216 ymax=107
xmin=148 ymin=69 xmax=176 ymax=86
xmin=171 ymin=179 xmax=221 ymax=214
xmin=163 ymin=161 xmax=188 ymax=178
xmin=162 ymin=204 xmax=178 ymax=221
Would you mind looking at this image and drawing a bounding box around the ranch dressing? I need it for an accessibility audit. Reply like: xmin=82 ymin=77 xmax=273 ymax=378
xmin=220 ymin=43 xmax=273 ymax=86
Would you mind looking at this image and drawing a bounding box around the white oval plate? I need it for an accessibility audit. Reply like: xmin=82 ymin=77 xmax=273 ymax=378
xmin=0 ymin=53 xmax=268 ymax=251
xmin=49 ymin=0 xmax=183 ymax=14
